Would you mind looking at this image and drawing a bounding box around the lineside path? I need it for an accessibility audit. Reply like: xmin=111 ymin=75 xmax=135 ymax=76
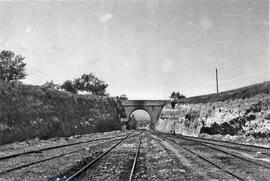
xmin=153 ymin=132 xmax=270 ymax=181
xmin=148 ymin=133 xmax=236 ymax=180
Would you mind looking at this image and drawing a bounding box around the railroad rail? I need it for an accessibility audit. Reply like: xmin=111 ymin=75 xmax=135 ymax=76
xmin=155 ymin=132 xmax=270 ymax=169
xmin=177 ymin=133 xmax=270 ymax=155
xmin=156 ymin=134 xmax=245 ymax=181
xmin=128 ymin=137 xmax=142 ymax=181
xmin=0 ymin=133 xmax=131 ymax=161
xmin=155 ymin=131 xmax=270 ymax=156
xmin=154 ymin=132 xmax=270 ymax=180
xmin=0 ymin=131 xmax=141 ymax=176
xmin=64 ymin=132 xmax=143 ymax=181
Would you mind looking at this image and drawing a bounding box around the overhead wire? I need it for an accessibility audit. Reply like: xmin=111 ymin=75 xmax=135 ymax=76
xmin=204 ymin=69 xmax=269 ymax=86
xmin=26 ymin=64 xmax=60 ymax=82
xmin=219 ymin=70 xmax=269 ymax=84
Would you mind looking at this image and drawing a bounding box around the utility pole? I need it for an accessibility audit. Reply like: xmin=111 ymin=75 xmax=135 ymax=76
xmin=216 ymin=68 xmax=219 ymax=94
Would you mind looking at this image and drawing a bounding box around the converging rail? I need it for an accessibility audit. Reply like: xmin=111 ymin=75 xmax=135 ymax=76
xmin=154 ymin=132 xmax=270 ymax=181
xmin=0 ymin=133 xmax=130 ymax=161
xmin=0 ymin=131 xmax=141 ymax=176
xmin=155 ymin=131 xmax=270 ymax=156
xmin=128 ymin=137 xmax=142 ymax=181
xmin=64 ymin=131 xmax=143 ymax=181
xmin=156 ymin=132 xmax=270 ymax=169
xmin=155 ymin=134 xmax=246 ymax=181
xmin=178 ymin=134 xmax=270 ymax=155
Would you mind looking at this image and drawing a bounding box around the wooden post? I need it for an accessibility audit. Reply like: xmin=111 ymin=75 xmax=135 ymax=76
xmin=216 ymin=68 xmax=219 ymax=94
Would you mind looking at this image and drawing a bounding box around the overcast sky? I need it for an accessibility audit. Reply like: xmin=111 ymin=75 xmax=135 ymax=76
xmin=0 ymin=0 xmax=269 ymax=99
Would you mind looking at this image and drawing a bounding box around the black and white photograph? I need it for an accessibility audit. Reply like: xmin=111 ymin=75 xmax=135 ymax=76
xmin=0 ymin=0 xmax=269 ymax=180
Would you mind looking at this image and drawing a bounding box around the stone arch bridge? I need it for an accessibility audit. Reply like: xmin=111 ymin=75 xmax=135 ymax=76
xmin=120 ymin=100 xmax=169 ymax=129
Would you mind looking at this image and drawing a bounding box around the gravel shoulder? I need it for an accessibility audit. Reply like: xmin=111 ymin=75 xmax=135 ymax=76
xmin=149 ymin=134 xmax=236 ymax=180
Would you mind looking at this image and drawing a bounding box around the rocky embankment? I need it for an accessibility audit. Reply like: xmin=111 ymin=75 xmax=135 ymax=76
xmin=0 ymin=81 xmax=124 ymax=145
xmin=156 ymin=81 xmax=270 ymax=143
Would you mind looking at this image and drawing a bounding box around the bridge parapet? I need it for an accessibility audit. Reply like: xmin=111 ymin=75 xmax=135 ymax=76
xmin=121 ymin=100 xmax=170 ymax=106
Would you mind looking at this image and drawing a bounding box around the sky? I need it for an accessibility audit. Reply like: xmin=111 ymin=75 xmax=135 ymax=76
xmin=0 ymin=0 xmax=269 ymax=99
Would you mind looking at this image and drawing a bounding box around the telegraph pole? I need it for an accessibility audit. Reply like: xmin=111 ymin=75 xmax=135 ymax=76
xmin=216 ymin=68 xmax=219 ymax=94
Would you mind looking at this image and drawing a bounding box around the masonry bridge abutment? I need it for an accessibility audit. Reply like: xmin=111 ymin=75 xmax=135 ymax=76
xmin=121 ymin=100 xmax=169 ymax=129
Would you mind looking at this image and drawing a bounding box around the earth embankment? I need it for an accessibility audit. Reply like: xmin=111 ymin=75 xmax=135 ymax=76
xmin=0 ymin=81 xmax=123 ymax=145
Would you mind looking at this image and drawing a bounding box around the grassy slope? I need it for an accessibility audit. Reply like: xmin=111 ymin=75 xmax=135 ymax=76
xmin=179 ymin=81 xmax=269 ymax=104
xmin=0 ymin=81 xmax=122 ymax=145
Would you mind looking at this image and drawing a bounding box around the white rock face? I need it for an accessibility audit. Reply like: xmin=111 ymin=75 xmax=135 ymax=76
xmin=156 ymin=93 xmax=270 ymax=137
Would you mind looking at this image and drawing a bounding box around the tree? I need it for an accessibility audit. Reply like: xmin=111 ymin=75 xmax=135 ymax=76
xmin=119 ymin=94 xmax=128 ymax=100
xmin=170 ymin=91 xmax=176 ymax=99
xmin=61 ymin=80 xmax=77 ymax=93
xmin=170 ymin=91 xmax=186 ymax=100
xmin=74 ymin=73 xmax=108 ymax=96
xmin=41 ymin=81 xmax=60 ymax=89
xmin=0 ymin=50 xmax=27 ymax=81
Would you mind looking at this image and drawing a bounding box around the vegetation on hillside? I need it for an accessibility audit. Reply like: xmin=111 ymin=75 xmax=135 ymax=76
xmin=59 ymin=73 xmax=109 ymax=96
xmin=170 ymin=91 xmax=186 ymax=109
xmin=61 ymin=80 xmax=78 ymax=93
xmin=178 ymin=81 xmax=270 ymax=104
xmin=170 ymin=91 xmax=186 ymax=100
xmin=118 ymin=94 xmax=128 ymax=100
xmin=41 ymin=81 xmax=60 ymax=89
xmin=0 ymin=50 xmax=109 ymax=96
xmin=0 ymin=50 xmax=27 ymax=82
xmin=73 ymin=73 xmax=108 ymax=96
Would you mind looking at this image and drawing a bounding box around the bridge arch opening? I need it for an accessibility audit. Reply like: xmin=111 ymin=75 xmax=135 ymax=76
xmin=121 ymin=100 xmax=168 ymax=130
xmin=128 ymin=109 xmax=151 ymax=130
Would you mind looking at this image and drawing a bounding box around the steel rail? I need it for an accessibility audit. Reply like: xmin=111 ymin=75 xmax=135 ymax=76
xmin=0 ymin=133 xmax=131 ymax=161
xmin=188 ymin=138 xmax=270 ymax=156
xmin=162 ymin=133 xmax=270 ymax=169
xmin=155 ymin=132 xmax=270 ymax=156
xmin=195 ymin=141 xmax=270 ymax=169
xmin=0 ymin=132 xmax=139 ymax=176
xmin=128 ymin=138 xmax=142 ymax=181
xmin=181 ymin=146 xmax=245 ymax=181
xmin=64 ymin=131 xmax=139 ymax=181
xmin=158 ymin=135 xmax=245 ymax=181
xmin=177 ymin=133 xmax=270 ymax=150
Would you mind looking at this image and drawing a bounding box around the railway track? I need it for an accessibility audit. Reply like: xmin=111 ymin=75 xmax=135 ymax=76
xmin=155 ymin=132 xmax=270 ymax=156
xmin=155 ymin=132 xmax=270 ymax=167
xmin=154 ymin=132 xmax=270 ymax=181
xmin=0 ymin=131 xmax=142 ymax=176
xmin=155 ymin=134 xmax=245 ymax=180
xmin=177 ymin=133 xmax=270 ymax=156
xmin=128 ymin=138 xmax=141 ymax=181
xmin=0 ymin=132 xmax=131 ymax=161
xmin=54 ymin=132 xmax=143 ymax=181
